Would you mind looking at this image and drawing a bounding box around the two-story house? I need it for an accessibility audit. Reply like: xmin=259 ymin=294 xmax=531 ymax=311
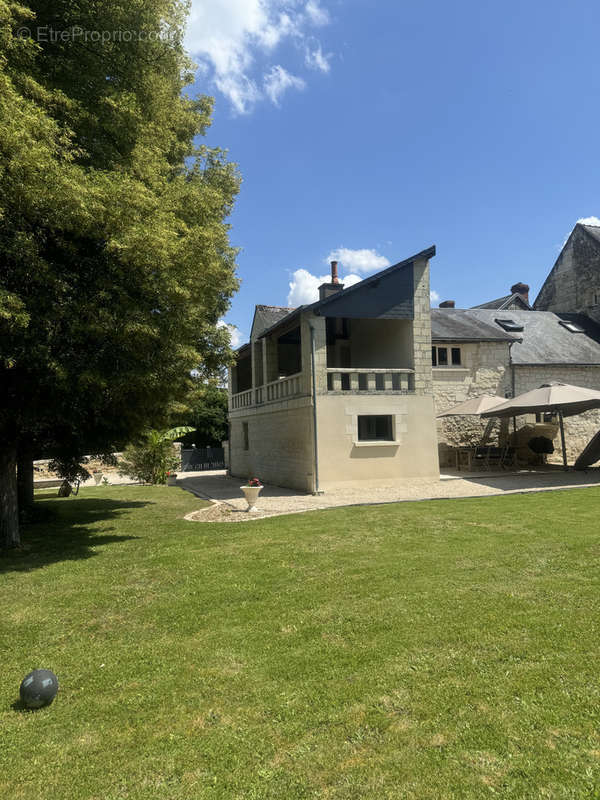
xmin=228 ymin=247 xmax=440 ymax=492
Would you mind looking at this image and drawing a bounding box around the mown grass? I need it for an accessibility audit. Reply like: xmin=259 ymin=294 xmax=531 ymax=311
xmin=1 ymin=485 xmax=600 ymax=799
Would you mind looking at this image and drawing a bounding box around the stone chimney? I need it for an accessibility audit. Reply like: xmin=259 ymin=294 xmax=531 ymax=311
xmin=511 ymin=282 xmax=530 ymax=304
xmin=318 ymin=261 xmax=345 ymax=301
xmin=439 ymin=300 xmax=455 ymax=308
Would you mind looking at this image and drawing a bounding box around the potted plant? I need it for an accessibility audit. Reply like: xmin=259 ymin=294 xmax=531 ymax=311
xmin=166 ymin=470 xmax=178 ymax=486
xmin=240 ymin=477 xmax=263 ymax=511
xmin=92 ymin=469 xmax=103 ymax=485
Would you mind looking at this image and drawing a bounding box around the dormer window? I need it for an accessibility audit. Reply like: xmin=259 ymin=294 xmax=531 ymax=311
xmin=559 ymin=320 xmax=584 ymax=333
xmin=495 ymin=318 xmax=524 ymax=332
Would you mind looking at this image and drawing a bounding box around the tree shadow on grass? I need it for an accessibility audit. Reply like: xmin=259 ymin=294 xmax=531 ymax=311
xmin=0 ymin=497 xmax=150 ymax=574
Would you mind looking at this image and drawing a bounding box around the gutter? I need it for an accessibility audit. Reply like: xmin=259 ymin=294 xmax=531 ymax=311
xmin=309 ymin=325 xmax=323 ymax=495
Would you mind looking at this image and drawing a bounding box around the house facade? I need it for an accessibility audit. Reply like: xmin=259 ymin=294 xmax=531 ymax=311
xmin=228 ymin=248 xmax=440 ymax=491
xmin=229 ymin=223 xmax=600 ymax=483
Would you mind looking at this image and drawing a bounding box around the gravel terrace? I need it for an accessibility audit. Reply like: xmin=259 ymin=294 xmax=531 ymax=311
xmin=178 ymin=467 xmax=600 ymax=522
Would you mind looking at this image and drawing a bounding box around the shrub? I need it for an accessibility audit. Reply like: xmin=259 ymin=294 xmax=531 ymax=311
xmin=119 ymin=428 xmax=193 ymax=485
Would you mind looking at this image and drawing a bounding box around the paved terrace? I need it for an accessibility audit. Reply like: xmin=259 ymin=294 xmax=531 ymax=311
xmin=177 ymin=467 xmax=600 ymax=523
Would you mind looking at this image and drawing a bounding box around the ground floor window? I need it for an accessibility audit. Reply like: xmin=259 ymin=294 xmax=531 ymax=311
xmin=432 ymin=346 xmax=461 ymax=367
xmin=242 ymin=422 xmax=249 ymax=450
xmin=357 ymin=415 xmax=394 ymax=441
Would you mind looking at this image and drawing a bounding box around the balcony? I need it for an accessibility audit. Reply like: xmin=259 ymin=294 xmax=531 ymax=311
xmin=326 ymin=368 xmax=415 ymax=393
xmin=230 ymin=367 xmax=416 ymax=411
xmin=231 ymin=372 xmax=304 ymax=410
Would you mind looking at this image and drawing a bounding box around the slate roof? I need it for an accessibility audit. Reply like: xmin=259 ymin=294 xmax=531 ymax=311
xmin=471 ymin=292 xmax=531 ymax=311
xmin=433 ymin=308 xmax=600 ymax=365
xmin=430 ymin=310 xmax=515 ymax=343
xmin=581 ymin=223 xmax=600 ymax=246
xmin=256 ymin=246 xmax=436 ymax=339
xmin=251 ymin=305 xmax=296 ymax=339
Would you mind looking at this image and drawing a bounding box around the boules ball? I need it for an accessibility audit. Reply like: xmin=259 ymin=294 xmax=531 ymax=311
xmin=19 ymin=669 xmax=59 ymax=709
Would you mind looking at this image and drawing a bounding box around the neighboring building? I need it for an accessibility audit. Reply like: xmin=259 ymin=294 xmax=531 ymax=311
xmin=228 ymin=248 xmax=440 ymax=491
xmin=535 ymin=222 xmax=600 ymax=323
xmin=471 ymin=281 xmax=533 ymax=312
xmin=433 ymin=242 xmax=600 ymax=463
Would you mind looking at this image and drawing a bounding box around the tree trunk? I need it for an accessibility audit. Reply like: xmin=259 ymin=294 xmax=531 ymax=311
xmin=0 ymin=444 xmax=20 ymax=548
xmin=17 ymin=450 xmax=34 ymax=510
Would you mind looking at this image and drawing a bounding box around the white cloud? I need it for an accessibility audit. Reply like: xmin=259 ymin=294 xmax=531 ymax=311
xmin=561 ymin=216 xmax=600 ymax=248
xmin=430 ymin=289 xmax=440 ymax=304
xmin=264 ymin=65 xmax=305 ymax=105
xmin=287 ymin=269 xmax=362 ymax=306
xmin=326 ymin=247 xmax=391 ymax=275
xmin=305 ymin=0 xmax=329 ymax=25
xmin=218 ymin=319 xmax=244 ymax=348
xmin=185 ymin=0 xmax=332 ymax=113
xmin=305 ymin=42 xmax=331 ymax=72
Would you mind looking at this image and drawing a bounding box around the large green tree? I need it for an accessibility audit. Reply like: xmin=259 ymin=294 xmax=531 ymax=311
xmin=0 ymin=1 xmax=240 ymax=546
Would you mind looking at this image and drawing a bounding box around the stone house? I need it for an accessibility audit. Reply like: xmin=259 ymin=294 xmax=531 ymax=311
xmin=228 ymin=248 xmax=440 ymax=491
xmin=229 ymin=223 xmax=600 ymax=484
xmin=433 ymin=222 xmax=600 ymax=463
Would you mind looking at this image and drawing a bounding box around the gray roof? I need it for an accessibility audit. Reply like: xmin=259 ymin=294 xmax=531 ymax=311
xmin=251 ymin=305 xmax=296 ymax=339
xmin=431 ymin=310 xmax=515 ymax=342
xmin=433 ymin=308 xmax=600 ymax=365
xmin=581 ymin=223 xmax=600 ymax=246
xmin=257 ymin=246 xmax=436 ymax=339
xmin=471 ymin=292 xmax=531 ymax=311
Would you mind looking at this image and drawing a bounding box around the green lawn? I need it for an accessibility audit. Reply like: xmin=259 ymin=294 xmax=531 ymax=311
xmin=1 ymin=485 xmax=600 ymax=799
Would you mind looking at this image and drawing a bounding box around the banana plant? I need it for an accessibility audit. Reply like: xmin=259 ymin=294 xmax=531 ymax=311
xmin=119 ymin=427 xmax=196 ymax=485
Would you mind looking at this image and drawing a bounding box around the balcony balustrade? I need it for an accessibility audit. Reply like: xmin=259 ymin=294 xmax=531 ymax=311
xmin=326 ymin=368 xmax=415 ymax=393
xmin=231 ymin=367 xmax=415 ymax=410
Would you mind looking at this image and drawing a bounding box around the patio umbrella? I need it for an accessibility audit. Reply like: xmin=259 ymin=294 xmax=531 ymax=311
xmin=437 ymin=394 xmax=506 ymax=417
xmin=480 ymin=382 xmax=600 ymax=469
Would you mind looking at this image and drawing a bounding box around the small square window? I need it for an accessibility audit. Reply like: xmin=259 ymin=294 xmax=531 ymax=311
xmin=242 ymin=422 xmax=249 ymax=451
xmin=357 ymin=415 xmax=394 ymax=442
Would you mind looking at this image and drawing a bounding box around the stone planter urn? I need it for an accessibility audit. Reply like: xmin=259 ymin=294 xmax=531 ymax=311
xmin=240 ymin=484 xmax=262 ymax=512
xmin=166 ymin=473 xmax=177 ymax=486
xmin=92 ymin=471 xmax=103 ymax=485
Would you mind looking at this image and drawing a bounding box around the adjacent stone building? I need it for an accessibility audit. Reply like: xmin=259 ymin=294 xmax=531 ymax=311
xmin=433 ymin=221 xmax=600 ymax=464
xmin=535 ymin=222 xmax=600 ymax=323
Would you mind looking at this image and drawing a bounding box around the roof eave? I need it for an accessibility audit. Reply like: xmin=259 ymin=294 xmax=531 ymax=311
xmin=258 ymin=245 xmax=436 ymax=339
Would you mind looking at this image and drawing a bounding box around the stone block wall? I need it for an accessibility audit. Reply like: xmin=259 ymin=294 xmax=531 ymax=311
xmin=412 ymin=257 xmax=434 ymax=395
xmin=433 ymin=341 xmax=511 ymax=464
xmin=229 ymin=399 xmax=315 ymax=492
xmin=514 ymin=365 xmax=600 ymax=461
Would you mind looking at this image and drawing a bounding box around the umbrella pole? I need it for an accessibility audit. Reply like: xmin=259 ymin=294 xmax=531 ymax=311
xmin=558 ymin=410 xmax=568 ymax=471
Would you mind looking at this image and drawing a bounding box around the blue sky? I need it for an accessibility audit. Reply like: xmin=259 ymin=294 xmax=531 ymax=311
xmin=185 ymin=0 xmax=600 ymax=345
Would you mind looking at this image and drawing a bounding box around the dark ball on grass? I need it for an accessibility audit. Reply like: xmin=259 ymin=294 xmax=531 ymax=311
xmin=19 ymin=669 xmax=59 ymax=709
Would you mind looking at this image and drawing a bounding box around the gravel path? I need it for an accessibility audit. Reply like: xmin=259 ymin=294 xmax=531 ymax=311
xmin=178 ymin=468 xmax=600 ymax=523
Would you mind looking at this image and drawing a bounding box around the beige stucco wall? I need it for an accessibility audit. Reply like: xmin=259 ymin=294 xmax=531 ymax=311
xmin=348 ymin=319 xmax=413 ymax=368
xmin=315 ymin=394 xmax=439 ymax=489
